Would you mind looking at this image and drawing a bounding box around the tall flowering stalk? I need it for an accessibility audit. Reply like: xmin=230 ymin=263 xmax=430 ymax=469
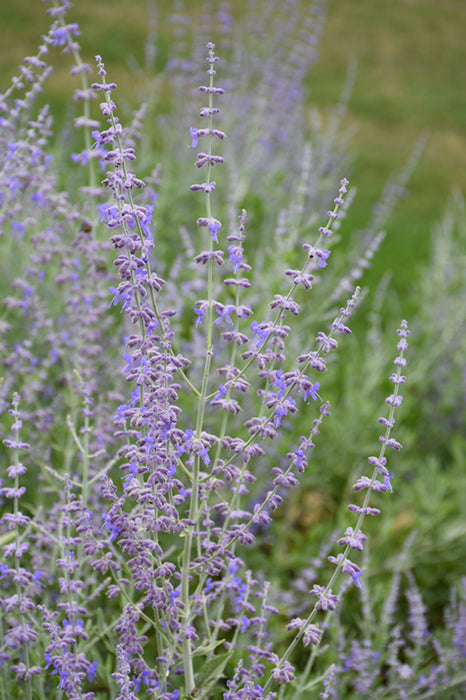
xmin=89 ymin=40 xmax=385 ymax=699
xmin=183 ymin=42 xmax=226 ymax=691
xmin=275 ymin=321 xmax=410 ymax=698
xmin=0 ymin=395 xmax=40 ymax=699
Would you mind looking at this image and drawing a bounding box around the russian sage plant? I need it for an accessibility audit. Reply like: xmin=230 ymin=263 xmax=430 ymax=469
xmin=2 ymin=2 xmax=463 ymax=699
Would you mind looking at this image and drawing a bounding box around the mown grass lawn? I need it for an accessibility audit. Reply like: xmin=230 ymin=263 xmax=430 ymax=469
xmin=312 ymin=0 xmax=466 ymax=313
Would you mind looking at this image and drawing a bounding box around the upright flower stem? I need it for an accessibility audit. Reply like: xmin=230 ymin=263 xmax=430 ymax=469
xmin=181 ymin=45 xmax=218 ymax=695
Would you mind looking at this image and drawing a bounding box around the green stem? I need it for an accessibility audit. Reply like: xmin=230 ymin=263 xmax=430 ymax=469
xmin=181 ymin=45 xmax=218 ymax=695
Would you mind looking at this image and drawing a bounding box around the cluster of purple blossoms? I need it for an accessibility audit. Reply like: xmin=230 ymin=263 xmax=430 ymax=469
xmin=255 ymin=321 xmax=410 ymax=696
xmin=6 ymin=3 xmax=460 ymax=698
xmin=82 ymin=39 xmax=369 ymax=698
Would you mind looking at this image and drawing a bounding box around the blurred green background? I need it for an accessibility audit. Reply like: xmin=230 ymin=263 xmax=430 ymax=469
xmin=2 ymin=0 xmax=465 ymax=315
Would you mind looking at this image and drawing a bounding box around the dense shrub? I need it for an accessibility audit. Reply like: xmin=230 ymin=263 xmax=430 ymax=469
xmin=0 ymin=2 xmax=464 ymax=698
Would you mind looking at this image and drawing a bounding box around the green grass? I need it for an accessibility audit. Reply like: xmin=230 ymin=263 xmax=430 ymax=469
xmin=309 ymin=0 xmax=466 ymax=298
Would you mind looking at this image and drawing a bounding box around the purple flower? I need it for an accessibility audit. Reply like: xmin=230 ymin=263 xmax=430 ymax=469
xmin=303 ymin=624 xmax=323 ymax=646
xmin=228 ymin=244 xmax=243 ymax=273
xmin=109 ymin=285 xmax=132 ymax=311
xmin=309 ymin=584 xmax=338 ymax=611
xmin=329 ymin=553 xmax=363 ymax=588
xmin=194 ymin=305 xmax=205 ymax=327
xmin=214 ymin=304 xmax=235 ymax=325
xmin=273 ymin=397 xmax=296 ymax=428
xmin=250 ymin=321 xmax=270 ymax=348
xmin=303 ymin=381 xmax=320 ymax=402
xmin=50 ymin=23 xmax=80 ymax=47
xmin=208 ymin=218 xmax=222 ymax=242
xmin=269 ymin=658 xmax=295 ymax=685
xmin=197 ymin=446 xmax=210 ymax=466
xmin=33 ymin=571 xmax=43 ymax=588
xmin=272 ymin=370 xmax=286 ymax=399
xmin=337 ymin=527 xmax=367 ymax=551
xmin=213 ymin=384 xmax=227 ymax=402
xmin=189 ymin=127 xmax=199 ymax=148
xmin=197 ymin=216 xmax=222 ymax=242
xmin=384 ymin=471 xmax=394 ymax=492
xmin=318 ymin=249 xmax=331 ymax=268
